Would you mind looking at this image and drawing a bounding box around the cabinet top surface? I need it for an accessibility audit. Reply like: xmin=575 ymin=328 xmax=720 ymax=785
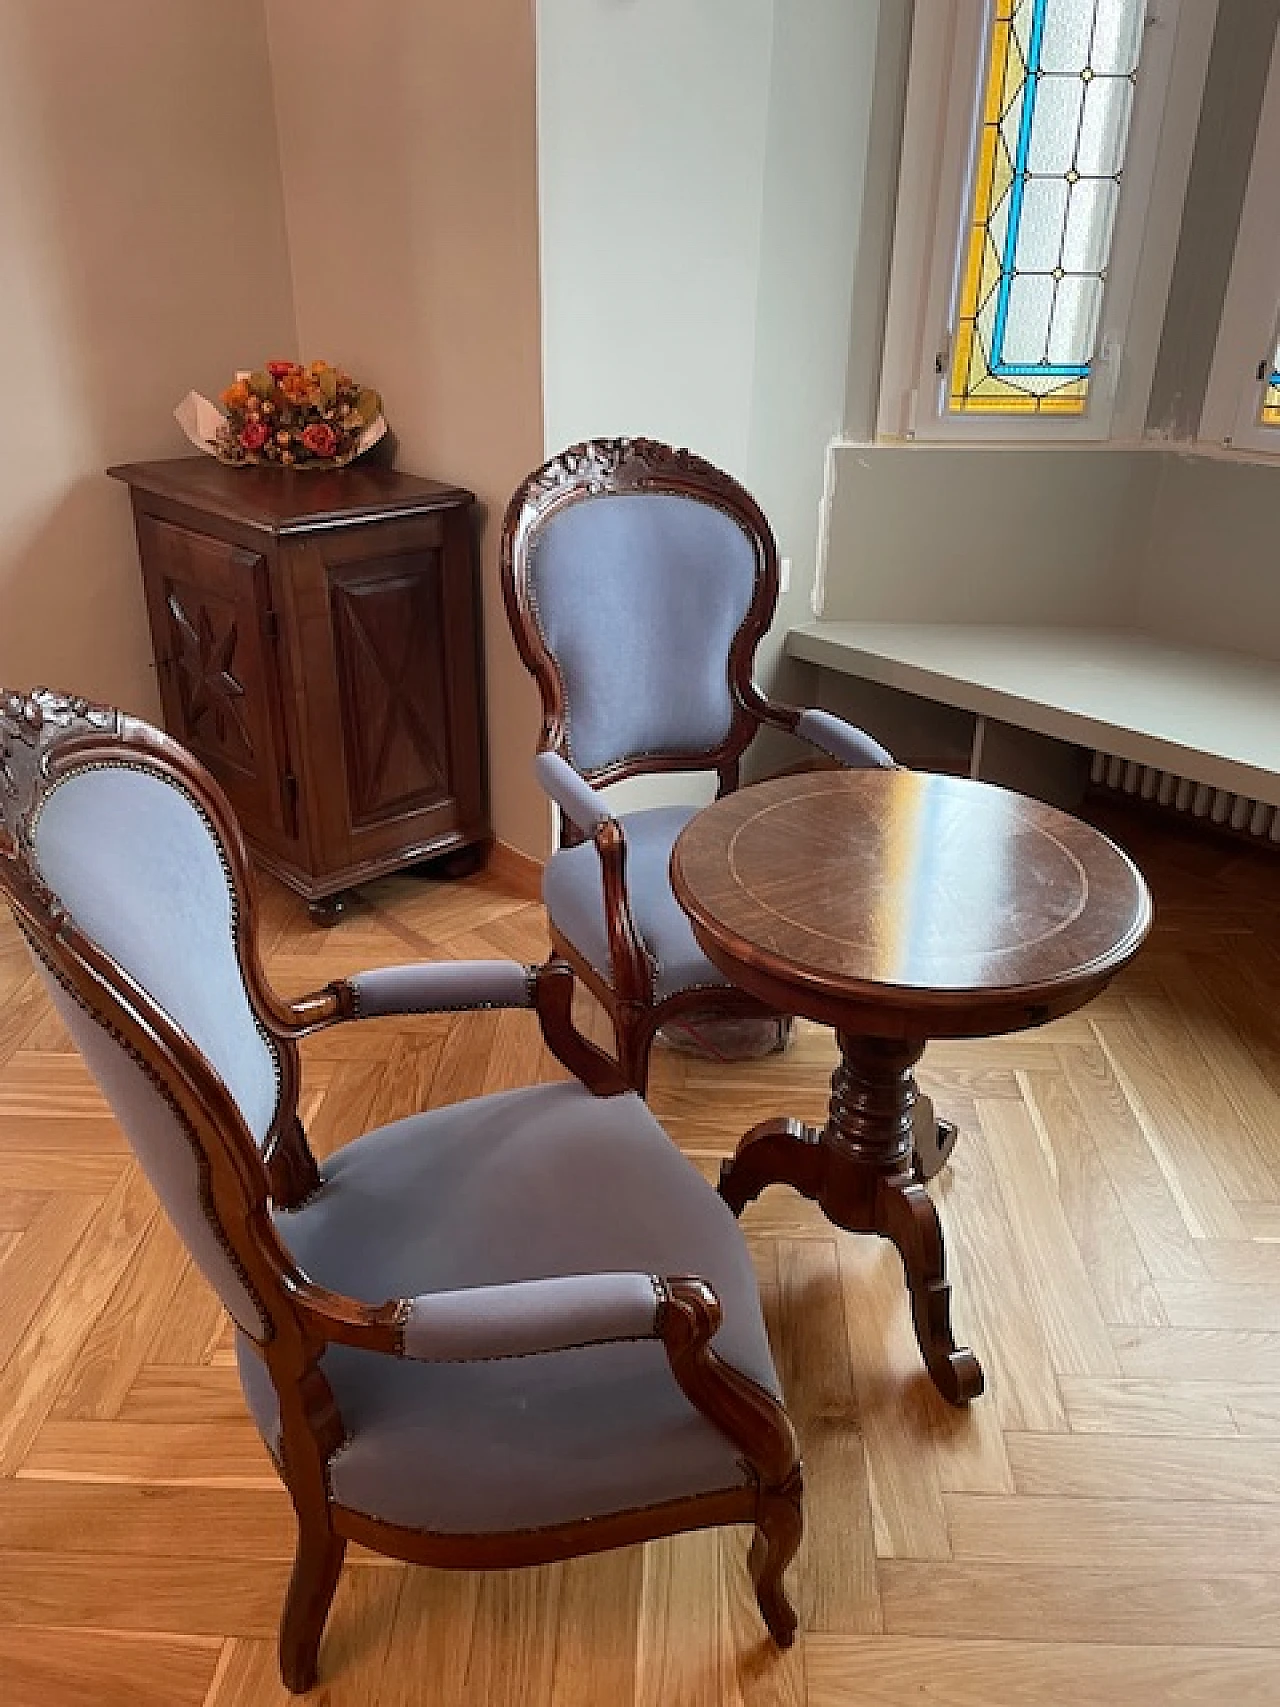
xmin=108 ymin=456 xmax=474 ymax=534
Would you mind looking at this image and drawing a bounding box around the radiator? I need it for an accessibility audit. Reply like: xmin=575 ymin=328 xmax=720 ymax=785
xmin=1090 ymin=752 xmax=1280 ymax=843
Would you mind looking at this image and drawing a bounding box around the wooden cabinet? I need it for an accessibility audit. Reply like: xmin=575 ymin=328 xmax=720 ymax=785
xmin=110 ymin=457 xmax=489 ymax=920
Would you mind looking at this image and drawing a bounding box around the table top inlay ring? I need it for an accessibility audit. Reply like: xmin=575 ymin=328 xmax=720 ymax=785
xmin=722 ymin=782 xmax=1093 ymax=959
xmin=671 ymin=769 xmax=1152 ymax=1039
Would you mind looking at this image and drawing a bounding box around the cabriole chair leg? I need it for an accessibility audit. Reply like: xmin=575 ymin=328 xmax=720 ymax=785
xmin=750 ymin=1474 xmax=803 ymax=1647
xmin=616 ymin=1006 xmax=655 ymax=1097
xmin=279 ymin=1524 xmax=347 ymax=1693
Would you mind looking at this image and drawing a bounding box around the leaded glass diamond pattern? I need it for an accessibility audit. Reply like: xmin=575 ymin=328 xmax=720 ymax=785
xmin=949 ymin=0 xmax=1145 ymax=416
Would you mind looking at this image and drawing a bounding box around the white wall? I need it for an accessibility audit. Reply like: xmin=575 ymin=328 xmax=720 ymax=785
xmin=819 ymin=445 xmax=1157 ymax=627
xmin=538 ymin=0 xmax=774 ymax=474
xmin=744 ymin=0 xmax=880 ymax=755
xmin=1136 ymin=454 xmax=1280 ymax=662
xmin=538 ymin=0 xmax=880 ymax=602
xmin=538 ymin=0 xmax=774 ymax=814
xmin=265 ymin=0 xmax=548 ymax=856
xmin=0 ymin=1 xmax=297 ymax=715
xmin=539 ymin=0 xmax=771 ymax=471
xmin=817 ymin=437 xmax=1280 ymax=666
xmin=537 ymin=0 xmax=884 ymax=794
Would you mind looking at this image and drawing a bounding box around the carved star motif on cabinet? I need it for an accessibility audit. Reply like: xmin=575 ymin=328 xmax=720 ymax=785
xmin=168 ymin=592 xmax=253 ymax=760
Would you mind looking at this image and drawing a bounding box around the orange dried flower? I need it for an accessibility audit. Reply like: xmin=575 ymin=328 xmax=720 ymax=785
xmin=211 ymin=357 xmax=381 ymax=468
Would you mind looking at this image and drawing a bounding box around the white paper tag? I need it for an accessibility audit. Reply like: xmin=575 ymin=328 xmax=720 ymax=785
xmin=174 ymin=391 xmax=227 ymax=453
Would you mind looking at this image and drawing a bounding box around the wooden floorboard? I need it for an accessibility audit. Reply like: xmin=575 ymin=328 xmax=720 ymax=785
xmin=0 ymin=801 xmax=1278 ymax=1700
xmin=806 ymin=1635 xmax=1280 ymax=1707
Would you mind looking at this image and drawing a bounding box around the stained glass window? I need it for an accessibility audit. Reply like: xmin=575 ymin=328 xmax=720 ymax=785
xmin=1260 ymin=332 xmax=1280 ymax=427
xmin=949 ymin=0 xmax=1147 ymax=416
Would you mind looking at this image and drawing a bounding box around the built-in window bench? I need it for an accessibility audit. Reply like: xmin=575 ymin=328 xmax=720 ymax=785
xmin=796 ymin=444 xmax=1280 ymax=832
xmin=786 ymin=620 xmax=1280 ymax=818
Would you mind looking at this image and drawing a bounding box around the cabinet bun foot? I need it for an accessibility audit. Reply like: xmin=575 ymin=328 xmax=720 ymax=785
xmin=431 ymin=843 xmax=487 ymax=881
xmin=307 ymin=894 xmax=349 ymax=927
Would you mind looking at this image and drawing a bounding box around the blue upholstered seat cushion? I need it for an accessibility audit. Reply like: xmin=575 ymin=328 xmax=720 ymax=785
xmin=542 ymin=805 xmax=732 ymax=1003
xmin=237 ymin=1082 xmax=778 ymax=1534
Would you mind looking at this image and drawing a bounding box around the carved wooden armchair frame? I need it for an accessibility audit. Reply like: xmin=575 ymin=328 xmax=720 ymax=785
xmin=0 ymin=689 xmax=801 ymax=1692
xmin=501 ymin=437 xmax=893 ymax=1094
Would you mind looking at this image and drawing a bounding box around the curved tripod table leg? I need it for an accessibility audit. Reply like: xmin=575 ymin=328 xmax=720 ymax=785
xmin=875 ymin=1173 xmax=984 ymax=1405
xmin=820 ymin=1034 xmax=983 ymax=1406
xmin=719 ymin=1116 xmax=826 ymax=1215
xmin=912 ymin=1088 xmax=959 ymax=1182
xmin=717 ymin=1033 xmax=984 ymax=1407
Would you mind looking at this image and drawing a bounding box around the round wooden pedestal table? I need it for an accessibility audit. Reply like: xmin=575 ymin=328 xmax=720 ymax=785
xmin=670 ymin=769 xmax=1152 ymax=1406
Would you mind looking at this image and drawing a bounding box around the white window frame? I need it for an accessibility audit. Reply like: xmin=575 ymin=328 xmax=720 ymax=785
xmin=878 ymin=0 xmax=1217 ymax=444
xmin=1201 ymin=26 xmax=1280 ymax=455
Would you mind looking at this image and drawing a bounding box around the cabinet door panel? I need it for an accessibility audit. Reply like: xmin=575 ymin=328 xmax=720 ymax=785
xmin=330 ymin=553 xmax=453 ymax=828
xmin=139 ymin=515 xmax=294 ymax=840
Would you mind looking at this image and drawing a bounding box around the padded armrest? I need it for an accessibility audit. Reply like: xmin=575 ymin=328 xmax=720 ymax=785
xmin=340 ymin=960 xmax=536 ymax=1019
xmin=401 ymin=1271 xmax=669 ymax=1362
xmin=535 ymin=751 xmax=614 ymax=836
xmin=796 ymin=708 xmax=894 ymax=770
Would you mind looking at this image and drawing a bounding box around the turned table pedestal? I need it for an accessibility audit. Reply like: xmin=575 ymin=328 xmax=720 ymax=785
xmin=670 ymin=769 xmax=1152 ymax=1405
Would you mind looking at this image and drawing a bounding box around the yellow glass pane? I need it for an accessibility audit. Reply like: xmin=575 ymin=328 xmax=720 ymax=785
xmin=954 ymin=392 xmax=1087 ymax=415
xmin=950 ymin=5 xmax=1032 ymax=414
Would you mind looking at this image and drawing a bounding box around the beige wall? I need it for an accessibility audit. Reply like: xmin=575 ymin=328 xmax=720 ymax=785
xmin=265 ymin=0 xmax=548 ymax=857
xmin=0 ymin=1 xmax=297 ymax=715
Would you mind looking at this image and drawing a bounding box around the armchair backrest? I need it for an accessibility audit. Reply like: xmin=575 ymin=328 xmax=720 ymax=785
xmin=502 ymin=440 xmax=780 ymax=787
xmin=0 ymin=691 xmax=309 ymax=1346
xmin=33 ymin=748 xmax=282 ymax=1144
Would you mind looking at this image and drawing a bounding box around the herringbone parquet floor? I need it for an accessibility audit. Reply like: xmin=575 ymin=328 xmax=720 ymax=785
xmin=1 ymin=804 xmax=1279 ymax=1705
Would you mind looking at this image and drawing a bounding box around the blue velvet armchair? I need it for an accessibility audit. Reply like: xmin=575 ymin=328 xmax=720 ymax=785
xmin=0 ymin=688 xmax=802 ymax=1691
xmin=501 ymin=437 xmax=893 ymax=1094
